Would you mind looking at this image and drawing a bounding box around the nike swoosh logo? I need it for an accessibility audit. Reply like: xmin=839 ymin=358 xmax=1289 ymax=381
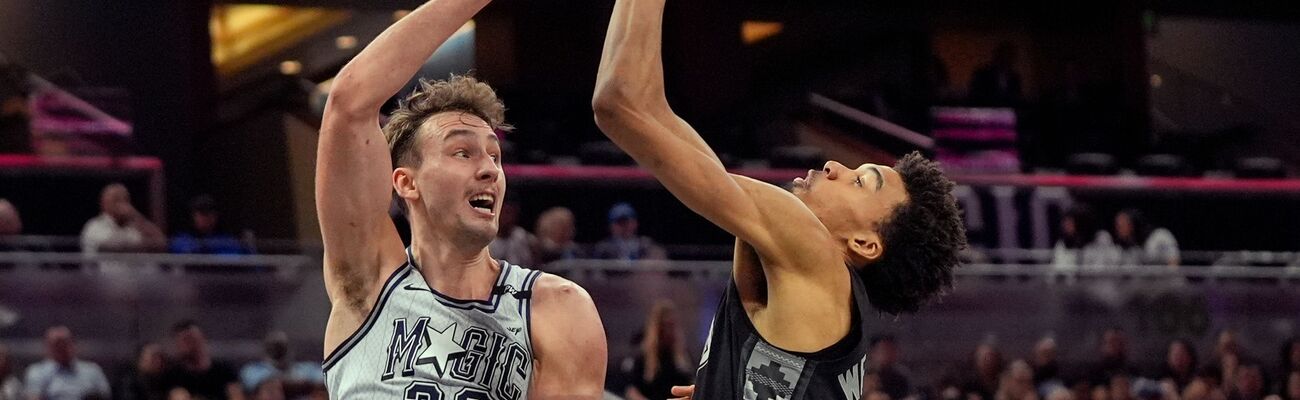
xmin=403 ymin=284 xmax=432 ymax=293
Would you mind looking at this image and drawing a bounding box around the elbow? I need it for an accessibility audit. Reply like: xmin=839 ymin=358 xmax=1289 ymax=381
xmin=591 ymin=87 xmax=631 ymax=133
xmin=322 ymin=69 xmax=378 ymax=119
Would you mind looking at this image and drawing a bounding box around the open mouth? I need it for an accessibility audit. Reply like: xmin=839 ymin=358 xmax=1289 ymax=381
xmin=468 ymin=193 xmax=496 ymax=216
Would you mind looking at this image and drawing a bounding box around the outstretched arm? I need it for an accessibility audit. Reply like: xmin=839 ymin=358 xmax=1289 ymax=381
xmin=317 ymin=0 xmax=490 ymax=348
xmin=592 ymin=0 xmax=831 ymax=270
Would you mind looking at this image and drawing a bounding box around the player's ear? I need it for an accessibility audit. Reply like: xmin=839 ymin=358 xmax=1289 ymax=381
xmin=393 ymin=167 xmax=419 ymax=201
xmin=848 ymin=231 xmax=883 ymax=265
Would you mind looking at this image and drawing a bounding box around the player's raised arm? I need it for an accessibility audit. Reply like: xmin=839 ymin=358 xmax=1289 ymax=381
xmin=317 ymin=0 xmax=490 ymax=320
xmin=592 ymin=0 xmax=831 ymax=268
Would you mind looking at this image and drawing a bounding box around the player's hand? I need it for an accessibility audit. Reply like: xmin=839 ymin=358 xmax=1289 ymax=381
xmin=669 ymin=385 xmax=695 ymax=400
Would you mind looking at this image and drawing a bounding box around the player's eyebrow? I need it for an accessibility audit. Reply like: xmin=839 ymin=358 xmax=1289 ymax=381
xmin=870 ymin=166 xmax=883 ymax=191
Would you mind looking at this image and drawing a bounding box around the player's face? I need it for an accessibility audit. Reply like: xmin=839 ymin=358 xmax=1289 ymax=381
xmin=410 ymin=112 xmax=505 ymax=246
xmin=791 ymin=160 xmax=907 ymax=249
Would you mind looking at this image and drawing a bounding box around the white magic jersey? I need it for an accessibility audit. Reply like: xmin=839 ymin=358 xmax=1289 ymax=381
xmin=325 ymin=247 xmax=541 ymax=400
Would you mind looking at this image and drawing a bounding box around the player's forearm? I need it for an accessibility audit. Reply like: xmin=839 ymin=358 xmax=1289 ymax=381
xmin=593 ymin=0 xmax=671 ymax=118
xmin=593 ymin=0 xmax=724 ymax=167
xmin=327 ymin=0 xmax=490 ymax=116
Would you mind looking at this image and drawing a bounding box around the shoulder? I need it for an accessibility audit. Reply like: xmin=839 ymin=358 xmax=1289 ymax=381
xmin=77 ymin=360 xmax=106 ymax=375
xmin=26 ymin=360 xmax=53 ymax=376
xmin=531 ymin=273 xmax=594 ymax=308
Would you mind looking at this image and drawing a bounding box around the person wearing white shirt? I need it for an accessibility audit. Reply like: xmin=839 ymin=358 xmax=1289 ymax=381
xmin=79 ymin=183 xmax=165 ymax=272
xmin=23 ymin=326 xmax=110 ymax=400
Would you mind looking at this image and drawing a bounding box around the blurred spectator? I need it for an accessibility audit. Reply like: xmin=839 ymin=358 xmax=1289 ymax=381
xmin=0 ymin=199 xmax=20 ymax=237
xmin=245 ymin=374 xmax=284 ymax=400
xmin=81 ymin=183 xmax=166 ymax=261
xmin=117 ymin=343 xmax=168 ymax=400
xmin=1033 ymin=337 xmax=1062 ymax=389
xmin=163 ymin=320 xmax=242 ymax=400
xmin=1053 ymin=205 xmax=1120 ymax=269
xmin=239 ymin=331 xmax=324 ymax=400
xmin=534 ymin=207 xmax=584 ymax=264
xmin=488 ymin=199 xmax=536 ymax=266
xmin=969 ymin=42 xmax=1023 ymax=106
xmin=170 ymin=195 xmax=249 ymax=255
xmin=1109 ymin=374 xmax=1134 ymax=400
xmin=957 ymin=343 xmax=1005 ymax=400
xmin=1184 ymin=376 xmax=1228 ymax=400
xmin=1114 ymin=209 xmax=1180 ymax=267
xmin=0 ymin=199 xmax=20 ymax=268
xmin=1272 ymin=370 xmax=1299 ymax=400
xmin=1230 ymin=365 xmax=1265 ymax=400
xmin=997 ymin=360 xmax=1039 ymax=400
xmin=1161 ymin=339 xmax=1199 ymax=391
xmin=23 ymin=326 xmax=111 ymax=400
xmin=0 ymin=343 xmax=21 ymax=400
xmin=871 ymin=335 xmax=914 ymax=400
xmin=1090 ymin=328 xmax=1135 ymax=386
xmin=594 ymin=203 xmax=666 ymax=261
xmin=1216 ymin=331 xmax=1244 ymax=394
xmin=621 ymin=300 xmax=692 ymax=400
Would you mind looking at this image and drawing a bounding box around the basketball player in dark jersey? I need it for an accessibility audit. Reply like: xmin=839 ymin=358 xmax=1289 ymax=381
xmin=316 ymin=0 xmax=606 ymax=398
xmin=592 ymin=0 xmax=967 ymax=398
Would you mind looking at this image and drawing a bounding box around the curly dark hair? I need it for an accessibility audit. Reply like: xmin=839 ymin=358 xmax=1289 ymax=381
xmin=857 ymin=152 xmax=966 ymax=314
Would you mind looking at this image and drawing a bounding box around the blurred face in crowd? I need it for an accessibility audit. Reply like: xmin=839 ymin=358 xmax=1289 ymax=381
xmin=536 ymin=208 xmax=575 ymax=245
xmin=0 ymin=199 xmax=20 ymax=235
xmin=100 ymin=184 xmax=134 ymax=225
xmin=192 ymin=210 xmax=218 ymax=235
xmin=976 ymin=344 xmax=1003 ymax=378
xmin=1169 ymin=341 xmax=1194 ymax=375
xmin=1109 ymin=375 xmax=1132 ymax=400
xmin=1234 ymin=366 xmax=1263 ymax=399
xmin=265 ymin=331 xmax=289 ymax=362
xmin=1217 ymin=331 xmax=1239 ymax=358
xmin=1103 ymin=329 xmax=1128 ymax=361
xmin=609 ymin=217 xmax=637 ymax=239
xmin=791 ymin=161 xmax=908 ymax=266
xmin=44 ymin=326 xmax=75 ymax=366
xmin=138 ymin=343 xmax=166 ymax=375
xmin=174 ymin=325 xmax=209 ymax=362
xmin=1035 ymin=337 xmax=1058 ymax=366
xmin=1114 ymin=213 xmax=1134 ymax=242
xmin=871 ymin=339 xmax=899 ymax=368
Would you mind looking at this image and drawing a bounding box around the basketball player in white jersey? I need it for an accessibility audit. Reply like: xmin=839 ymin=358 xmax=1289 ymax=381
xmin=315 ymin=0 xmax=607 ymax=398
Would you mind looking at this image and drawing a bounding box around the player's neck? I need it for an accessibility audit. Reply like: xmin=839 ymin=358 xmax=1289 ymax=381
xmin=409 ymin=237 xmax=498 ymax=300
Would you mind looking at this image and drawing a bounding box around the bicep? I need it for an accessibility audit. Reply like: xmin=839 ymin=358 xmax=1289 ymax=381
xmin=530 ymin=278 xmax=607 ymax=398
xmin=316 ymin=112 xmax=404 ymax=302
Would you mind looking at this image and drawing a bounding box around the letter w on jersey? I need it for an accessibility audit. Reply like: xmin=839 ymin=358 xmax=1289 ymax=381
xmin=383 ymin=318 xmax=468 ymax=380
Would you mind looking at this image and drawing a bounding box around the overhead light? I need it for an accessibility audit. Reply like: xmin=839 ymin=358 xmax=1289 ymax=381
xmin=1149 ymin=74 xmax=1163 ymax=88
xmin=335 ymin=36 xmax=358 ymax=50
xmin=742 ymin=21 xmax=783 ymax=45
xmin=280 ymin=60 xmax=302 ymax=75
xmin=393 ymin=10 xmax=411 ymax=21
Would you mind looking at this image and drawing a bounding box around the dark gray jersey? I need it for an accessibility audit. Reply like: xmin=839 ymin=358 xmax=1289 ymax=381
xmin=693 ymin=270 xmax=872 ymax=400
xmin=324 ymin=248 xmax=541 ymax=400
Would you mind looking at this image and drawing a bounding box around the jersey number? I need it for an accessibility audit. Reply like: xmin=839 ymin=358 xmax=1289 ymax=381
xmin=405 ymin=381 xmax=492 ymax=400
